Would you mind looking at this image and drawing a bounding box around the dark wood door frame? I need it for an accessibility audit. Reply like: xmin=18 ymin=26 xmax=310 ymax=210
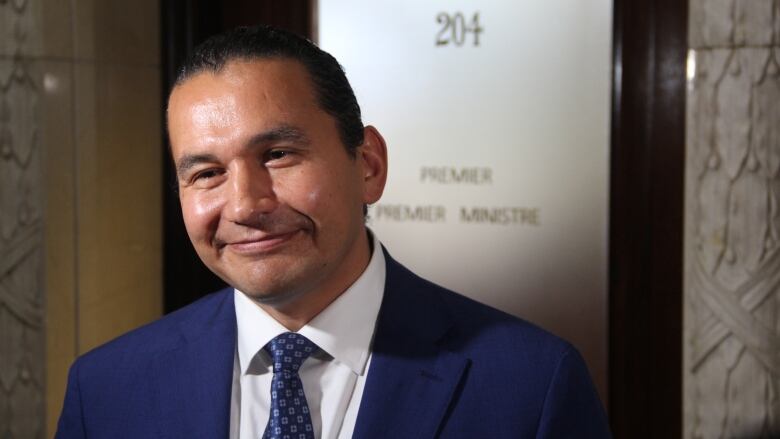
xmin=609 ymin=0 xmax=687 ymax=437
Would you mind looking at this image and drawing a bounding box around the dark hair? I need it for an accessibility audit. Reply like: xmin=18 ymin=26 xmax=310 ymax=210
xmin=175 ymin=25 xmax=364 ymax=155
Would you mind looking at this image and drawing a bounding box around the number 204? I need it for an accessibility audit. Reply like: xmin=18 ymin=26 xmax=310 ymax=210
xmin=436 ymin=12 xmax=483 ymax=47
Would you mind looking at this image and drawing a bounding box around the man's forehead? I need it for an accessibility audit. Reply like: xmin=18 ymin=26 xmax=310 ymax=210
xmin=167 ymin=59 xmax=321 ymax=134
xmin=168 ymin=58 xmax=320 ymax=131
xmin=166 ymin=58 xmax=332 ymax=157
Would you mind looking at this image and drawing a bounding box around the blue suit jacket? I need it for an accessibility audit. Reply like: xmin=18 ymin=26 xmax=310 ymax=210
xmin=56 ymin=252 xmax=610 ymax=438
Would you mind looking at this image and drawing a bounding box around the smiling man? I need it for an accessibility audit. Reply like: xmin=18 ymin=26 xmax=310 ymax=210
xmin=56 ymin=26 xmax=610 ymax=438
xmin=169 ymin=57 xmax=385 ymax=331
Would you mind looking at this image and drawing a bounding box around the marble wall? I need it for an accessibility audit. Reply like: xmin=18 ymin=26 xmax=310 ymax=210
xmin=686 ymin=0 xmax=780 ymax=437
xmin=0 ymin=0 xmax=162 ymax=436
xmin=0 ymin=1 xmax=44 ymax=435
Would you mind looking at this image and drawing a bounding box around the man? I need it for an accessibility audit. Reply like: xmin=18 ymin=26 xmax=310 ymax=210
xmin=56 ymin=26 xmax=610 ymax=438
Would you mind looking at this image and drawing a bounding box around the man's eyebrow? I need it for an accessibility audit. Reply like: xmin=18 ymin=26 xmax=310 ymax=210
xmin=175 ymin=126 xmax=309 ymax=177
xmin=247 ymin=124 xmax=310 ymax=146
xmin=176 ymin=153 xmax=219 ymax=177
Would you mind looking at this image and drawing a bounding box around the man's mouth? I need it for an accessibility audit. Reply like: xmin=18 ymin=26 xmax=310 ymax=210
xmin=222 ymin=230 xmax=301 ymax=255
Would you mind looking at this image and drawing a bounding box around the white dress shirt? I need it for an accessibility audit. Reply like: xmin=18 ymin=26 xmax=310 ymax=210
xmin=229 ymin=234 xmax=386 ymax=439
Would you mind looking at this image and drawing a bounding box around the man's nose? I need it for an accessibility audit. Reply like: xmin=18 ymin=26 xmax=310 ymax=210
xmin=225 ymin=163 xmax=278 ymax=222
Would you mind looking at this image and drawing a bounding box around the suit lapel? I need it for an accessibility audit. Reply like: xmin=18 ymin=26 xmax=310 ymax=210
xmin=353 ymin=253 xmax=470 ymax=439
xmin=151 ymin=290 xmax=236 ymax=439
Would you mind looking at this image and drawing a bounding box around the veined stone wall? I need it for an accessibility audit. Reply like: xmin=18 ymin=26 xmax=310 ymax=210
xmin=0 ymin=1 xmax=162 ymax=436
xmin=0 ymin=0 xmax=44 ymax=436
xmin=685 ymin=0 xmax=780 ymax=437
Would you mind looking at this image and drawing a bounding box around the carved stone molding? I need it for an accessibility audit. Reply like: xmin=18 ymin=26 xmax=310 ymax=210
xmin=0 ymin=0 xmax=44 ymax=437
xmin=686 ymin=0 xmax=780 ymax=437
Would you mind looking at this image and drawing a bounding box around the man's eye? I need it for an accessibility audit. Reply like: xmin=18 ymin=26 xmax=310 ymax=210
xmin=266 ymin=149 xmax=290 ymax=161
xmin=193 ymin=169 xmax=221 ymax=181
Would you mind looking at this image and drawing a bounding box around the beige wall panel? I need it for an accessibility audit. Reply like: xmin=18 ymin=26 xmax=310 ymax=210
xmin=72 ymin=0 xmax=95 ymax=61
xmin=94 ymin=0 xmax=159 ymax=65
xmin=77 ymin=63 xmax=162 ymax=352
xmin=40 ymin=0 xmax=74 ymax=59
xmin=40 ymin=59 xmax=77 ymax=437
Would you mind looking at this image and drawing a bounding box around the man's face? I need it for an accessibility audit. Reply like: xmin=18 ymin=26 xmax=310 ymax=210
xmin=167 ymin=59 xmax=386 ymax=306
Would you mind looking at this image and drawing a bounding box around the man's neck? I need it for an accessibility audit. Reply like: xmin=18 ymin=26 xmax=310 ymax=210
xmin=253 ymin=229 xmax=373 ymax=331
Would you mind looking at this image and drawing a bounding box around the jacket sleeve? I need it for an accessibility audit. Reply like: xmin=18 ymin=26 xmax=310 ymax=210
xmin=55 ymin=360 xmax=87 ymax=439
xmin=535 ymin=347 xmax=612 ymax=438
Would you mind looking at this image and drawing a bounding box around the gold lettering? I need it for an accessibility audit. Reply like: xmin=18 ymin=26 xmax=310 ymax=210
xmin=373 ymin=204 xmax=447 ymax=222
xmin=419 ymin=167 xmax=493 ymax=185
xmin=459 ymin=207 xmax=540 ymax=225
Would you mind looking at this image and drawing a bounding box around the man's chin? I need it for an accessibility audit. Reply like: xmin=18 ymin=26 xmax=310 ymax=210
xmin=237 ymin=285 xmax=309 ymax=308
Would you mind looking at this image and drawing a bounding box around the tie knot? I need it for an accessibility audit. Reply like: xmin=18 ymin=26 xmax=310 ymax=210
xmin=264 ymin=332 xmax=318 ymax=373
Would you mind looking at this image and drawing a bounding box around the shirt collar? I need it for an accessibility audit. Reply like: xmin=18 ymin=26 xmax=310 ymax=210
xmin=234 ymin=231 xmax=386 ymax=376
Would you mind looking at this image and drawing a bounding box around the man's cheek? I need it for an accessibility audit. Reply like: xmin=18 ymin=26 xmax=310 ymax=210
xmin=277 ymin=181 xmax=325 ymax=214
xmin=305 ymin=186 xmax=324 ymax=207
xmin=182 ymin=194 xmax=223 ymax=240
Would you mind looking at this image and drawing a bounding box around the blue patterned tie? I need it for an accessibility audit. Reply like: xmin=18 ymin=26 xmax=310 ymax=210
xmin=263 ymin=332 xmax=318 ymax=439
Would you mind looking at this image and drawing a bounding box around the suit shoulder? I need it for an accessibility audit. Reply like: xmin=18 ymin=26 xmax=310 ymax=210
xmin=76 ymin=289 xmax=232 ymax=368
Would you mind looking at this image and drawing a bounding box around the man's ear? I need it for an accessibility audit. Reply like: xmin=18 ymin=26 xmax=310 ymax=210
xmin=358 ymin=126 xmax=388 ymax=205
